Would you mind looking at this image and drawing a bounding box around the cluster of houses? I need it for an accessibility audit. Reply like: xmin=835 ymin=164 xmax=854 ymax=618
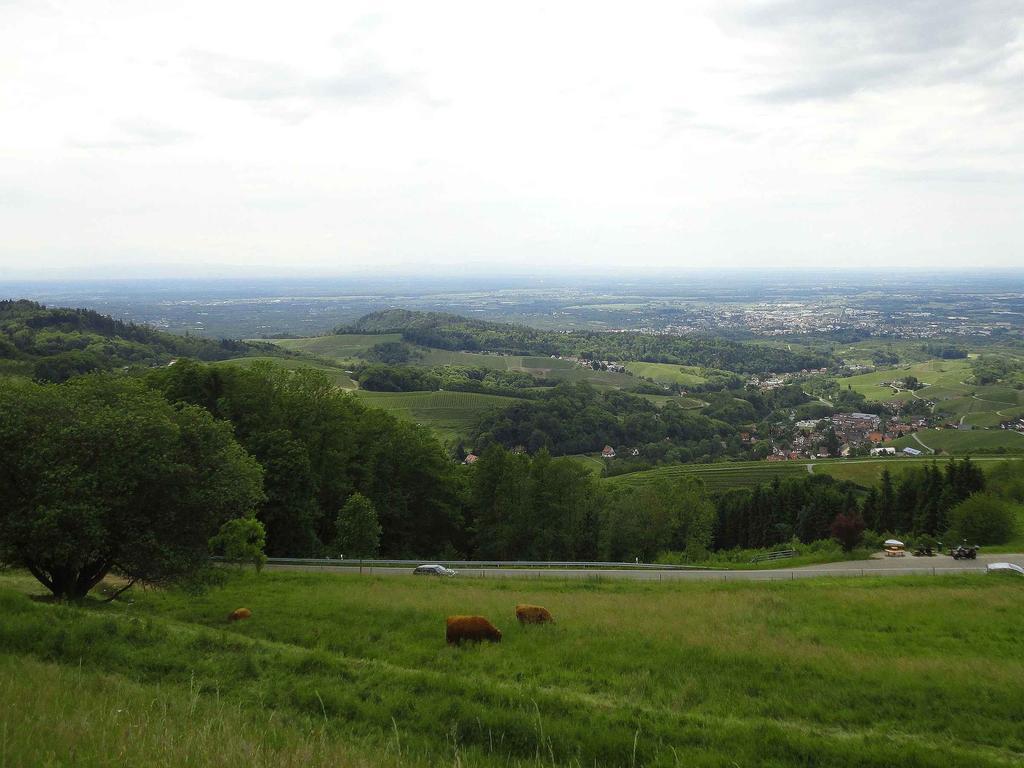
xmin=766 ymin=411 xmax=931 ymax=461
xmin=999 ymin=418 xmax=1024 ymax=432
xmin=747 ymin=368 xmax=829 ymax=391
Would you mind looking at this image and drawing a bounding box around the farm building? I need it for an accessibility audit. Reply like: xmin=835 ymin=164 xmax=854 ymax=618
xmin=903 ymin=447 xmax=922 ymax=456
xmin=871 ymin=447 xmax=896 ymax=456
xmin=601 ymin=445 xmax=616 ymax=458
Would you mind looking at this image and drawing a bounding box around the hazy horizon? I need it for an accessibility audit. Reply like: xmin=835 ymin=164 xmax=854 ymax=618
xmin=2 ymin=1 xmax=1022 ymax=278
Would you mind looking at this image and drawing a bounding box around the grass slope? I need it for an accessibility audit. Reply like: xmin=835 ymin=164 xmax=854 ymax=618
xmin=891 ymin=428 xmax=1024 ymax=454
xmin=1 ymin=571 xmax=1023 ymax=767
xmin=354 ymin=390 xmax=521 ymax=442
xmin=266 ymin=334 xmax=403 ymax=361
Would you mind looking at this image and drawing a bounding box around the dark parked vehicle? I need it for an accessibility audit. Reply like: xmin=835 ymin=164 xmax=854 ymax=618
xmin=950 ymin=543 xmax=978 ymax=560
xmin=413 ymin=564 xmax=457 ymax=577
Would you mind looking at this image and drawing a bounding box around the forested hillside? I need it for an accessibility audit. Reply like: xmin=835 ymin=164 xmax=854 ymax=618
xmin=0 ymin=299 xmax=277 ymax=382
xmin=344 ymin=309 xmax=831 ymax=373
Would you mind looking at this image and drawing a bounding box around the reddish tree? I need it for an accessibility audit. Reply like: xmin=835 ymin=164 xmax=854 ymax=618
xmin=830 ymin=512 xmax=866 ymax=552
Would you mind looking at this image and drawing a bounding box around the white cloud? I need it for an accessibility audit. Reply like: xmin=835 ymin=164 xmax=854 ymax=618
xmin=0 ymin=0 xmax=1022 ymax=278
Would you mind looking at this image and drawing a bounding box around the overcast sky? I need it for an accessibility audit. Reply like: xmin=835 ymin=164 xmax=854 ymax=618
xmin=1 ymin=0 xmax=1022 ymax=279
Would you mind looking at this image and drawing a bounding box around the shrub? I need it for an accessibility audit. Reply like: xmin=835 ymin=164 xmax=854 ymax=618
xmin=947 ymin=493 xmax=1016 ymax=545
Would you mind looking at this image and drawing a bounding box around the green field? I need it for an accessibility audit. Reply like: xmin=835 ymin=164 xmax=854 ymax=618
xmin=891 ymin=428 xmax=1024 ymax=454
xmin=833 ymin=358 xmax=973 ymax=403
xmin=266 ymin=333 xmax=403 ymax=361
xmin=415 ymin=351 xmax=637 ymax=389
xmin=2 ymin=570 xmax=1023 ymax=767
xmin=354 ymin=390 xmax=522 ymax=442
xmin=624 ymin=361 xmax=708 ymax=386
xmin=218 ymin=356 xmax=358 ymax=389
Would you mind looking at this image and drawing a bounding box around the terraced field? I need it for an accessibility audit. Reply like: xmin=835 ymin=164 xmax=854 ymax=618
xmin=606 ymin=460 xmax=811 ymax=490
xmin=353 ymin=390 xmax=522 ymax=442
xmin=607 ymin=456 xmax=1024 ymax=492
xmin=639 ymin=394 xmax=706 ymax=409
xmin=217 ymin=356 xmax=357 ymax=389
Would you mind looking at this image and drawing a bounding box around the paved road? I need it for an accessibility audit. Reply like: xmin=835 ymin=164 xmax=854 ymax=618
xmin=266 ymin=553 xmax=1024 ymax=582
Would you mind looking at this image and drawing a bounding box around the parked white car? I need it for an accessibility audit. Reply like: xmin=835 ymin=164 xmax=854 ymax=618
xmin=413 ymin=564 xmax=456 ymax=577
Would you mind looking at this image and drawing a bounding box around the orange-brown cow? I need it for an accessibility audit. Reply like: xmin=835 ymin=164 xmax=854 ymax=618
xmin=445 ymin=615 xmax=502 ymax=644
xmin=227 ymin=607 xmax=252 ymax=622
xmin=515 ymin=604 xmax=554 ymax=625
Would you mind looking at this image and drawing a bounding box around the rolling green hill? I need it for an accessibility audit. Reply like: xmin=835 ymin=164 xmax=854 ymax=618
xmin=267 ymin=335 xmax=640 ymax=390
xmin=0 ymin=299 xmax=272 ymax=382
xmin=833 ymin=358 xmax=972 ymax=402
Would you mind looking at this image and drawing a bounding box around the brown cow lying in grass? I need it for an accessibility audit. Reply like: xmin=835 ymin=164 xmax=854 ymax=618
xmin=515 ymin=604 xmax=554 ymax=624
xmin=227 ymin=608 xmax=252 ymax=622
xmin=446 ymin=615 xmax=502 ymax=644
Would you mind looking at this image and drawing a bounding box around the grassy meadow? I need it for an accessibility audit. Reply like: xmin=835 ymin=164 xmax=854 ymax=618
xmin=891 ymin=428 xmax=1024 ymax=454
xmin=833 ymin=358 xmax=973 ymax=403
xmin=623 ymin=362 xmax=709 ymax=387
xmin=1 ymin=569 xmax=1023 ymax=767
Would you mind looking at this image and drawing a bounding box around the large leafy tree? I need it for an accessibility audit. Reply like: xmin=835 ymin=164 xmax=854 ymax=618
xmin=0 ymin=375 xmax=264 ymax=600
xmin=335 ymin=492 xmax=382 ymax=558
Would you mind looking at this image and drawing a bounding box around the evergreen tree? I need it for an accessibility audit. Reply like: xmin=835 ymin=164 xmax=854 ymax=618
xmin=861 ymin=486 xmax=881 ymax=531
xmin=878 ymin=469 xmax=895 ymax=532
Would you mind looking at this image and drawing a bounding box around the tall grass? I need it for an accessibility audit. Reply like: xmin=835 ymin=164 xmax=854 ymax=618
xmin=1 ymin=571 xmax=1023 ymax=766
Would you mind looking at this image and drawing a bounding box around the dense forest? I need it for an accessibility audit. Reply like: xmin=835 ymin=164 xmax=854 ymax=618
xmin=0 ymin=300 xmax=277 ymax=382
xmin=344 ymin=309 xmax=832 ymax=374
